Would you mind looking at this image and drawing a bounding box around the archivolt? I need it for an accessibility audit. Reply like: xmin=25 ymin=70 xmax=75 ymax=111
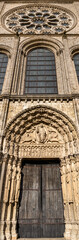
xmin=0 ymin=44 xmax=12 ymax=57
xmin=3 ymin=106 xmax=79 ymax=157
xmin=19 ymin=36 xmax=64 ymax=55
xmin=70 ymin=44 xmax=79 ymax=59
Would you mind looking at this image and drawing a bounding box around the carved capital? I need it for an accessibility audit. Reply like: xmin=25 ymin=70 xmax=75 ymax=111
xmin=56 ymin=48 xmax=63 ymax=56
xmin=60 ymin=158 xmax=66 ymax=167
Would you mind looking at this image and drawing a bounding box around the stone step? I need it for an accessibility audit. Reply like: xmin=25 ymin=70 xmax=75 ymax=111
xmin=19 ymin=238 xmax=64 ymax=240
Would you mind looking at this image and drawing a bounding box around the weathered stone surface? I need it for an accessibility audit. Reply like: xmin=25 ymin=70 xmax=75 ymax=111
xmin=0 ymin=1 xmax=79 ymax=240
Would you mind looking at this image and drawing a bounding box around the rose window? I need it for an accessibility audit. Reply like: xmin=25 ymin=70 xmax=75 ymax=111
xmin=5 ymin=7 xmax=75 ymax=34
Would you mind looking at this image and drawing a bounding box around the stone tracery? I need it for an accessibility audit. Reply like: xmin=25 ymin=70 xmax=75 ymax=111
xmin=5 ymin=6 xmax=74 ymax=34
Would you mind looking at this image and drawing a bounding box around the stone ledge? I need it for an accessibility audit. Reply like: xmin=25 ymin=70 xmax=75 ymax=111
xmin=18 ymin=238 xmax=64 ymax=240
xmin=0 ymin=93 xmax=79 ymax=101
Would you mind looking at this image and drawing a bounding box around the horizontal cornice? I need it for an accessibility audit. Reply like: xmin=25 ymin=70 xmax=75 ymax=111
xmin=0 ymin=94 xmax=79 ymax=101
xmin=0 ymin=0 xmax=77 ymax=3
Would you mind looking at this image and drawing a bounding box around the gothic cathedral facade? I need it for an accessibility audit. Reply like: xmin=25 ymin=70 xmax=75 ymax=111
xmin=0 ymin=0 xmax=79 ymax=240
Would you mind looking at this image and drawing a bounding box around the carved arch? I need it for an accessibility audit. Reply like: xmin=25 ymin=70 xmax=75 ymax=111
xmin=13 ymin=37 xmax=64 ymax=95
xmin=69 ymin=45 xmax=79 ymax=90
xmin=70 ymin=45 xmax=79 ymax=59
xmin=19 ymin=36 xmax=64 ymax=55
xmin=0 ymin=44 xmax=12 ymax=58
xmin=3 ymin=106 xmax=79 ymax=158
xmin=1 ymin=106 xmax=79 ymax=240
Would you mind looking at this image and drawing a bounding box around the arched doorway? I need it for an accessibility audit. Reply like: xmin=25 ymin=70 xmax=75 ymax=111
xmin=2 ymin=106 xmax=79 ymax=240
xmin=18 ymin=159 xmax=65 ymax=238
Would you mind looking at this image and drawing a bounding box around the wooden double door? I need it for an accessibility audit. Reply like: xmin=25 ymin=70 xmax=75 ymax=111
xmin=18 ymin=160 xmax=65 ymax=238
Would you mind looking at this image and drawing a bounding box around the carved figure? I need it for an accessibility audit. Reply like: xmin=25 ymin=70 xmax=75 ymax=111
xmin=47 ymin=130 xmax=58 ymax=142
xmin=66 ymin=172 xmax=73 ymax=203
xmin=20 ymin=124 xmax=60 ymax=145
xmin=9 ymin=167 xmax=16 ymax=203
xmin=35 ymin=124 xmax=46 ymax=143
xmin=3 ymin=164 xmax=12 ymax=203
xmin=15 ymin=166 xmax=21 ymax=202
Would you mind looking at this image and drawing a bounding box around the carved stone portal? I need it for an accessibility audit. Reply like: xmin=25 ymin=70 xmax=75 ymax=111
xmin=1 ymin=107 xmax=79 ymax=240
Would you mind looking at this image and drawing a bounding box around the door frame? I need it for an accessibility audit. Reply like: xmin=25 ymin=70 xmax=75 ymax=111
xmin=18 ymin=158 xmax=65 ymax=239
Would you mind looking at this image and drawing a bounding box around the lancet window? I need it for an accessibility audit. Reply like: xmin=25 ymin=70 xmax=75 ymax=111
xmin=25 ymin=48 xmax=58 ymax=94
xmin=0 ymin=53 xmax=8 ymax=93
xmin=73 ymin=53 xmax=79 ymax=83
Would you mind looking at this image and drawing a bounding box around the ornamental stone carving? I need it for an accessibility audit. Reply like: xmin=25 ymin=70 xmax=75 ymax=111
xmin=3 ymin=162 xmax=12 ymax=203
xmin=20 ymin=124 xmax=60 ymax=144
xmin=4 ymin=6 xmax=76 ymax=35
xmin=18 ymin=124 xmax=63 ymax=158
xmin=15 ymin=162 xmax=21 ymax=203
xmin=4 ymin=106 xmax=79 ymax=159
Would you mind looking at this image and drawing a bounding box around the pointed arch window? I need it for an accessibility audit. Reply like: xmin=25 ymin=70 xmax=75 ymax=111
xmin=73 ymin=53 xmax=79 ymax=83
xmin=0 ymin=53 xmax=8 ymax=93
xmin=25 ymin=48 xmax=58 ymax=94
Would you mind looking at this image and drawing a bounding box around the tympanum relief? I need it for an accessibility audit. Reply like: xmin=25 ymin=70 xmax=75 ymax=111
xmin=20 ymin=124 xmax=60 ymax=144
xmin=19 ymin=124 xmax=64 ymax=158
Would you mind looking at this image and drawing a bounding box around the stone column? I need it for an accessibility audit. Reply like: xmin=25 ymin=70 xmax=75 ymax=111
xmin=60 ymin=158 xmax=70 ymax=240
xmin=66 ymin=158 xmax=74 ymax=219
xmin=73 ymin=98 xmax=79 ymax=131
xmin=0 ymin=98 xmax=9 ymax=151
xmin=61 ymin=156 xmax=78 ymax=240
xmin=74 ymin=155 xmax=79 ymax=240
xmin=17 ymin=51 xmax=25 ymax=95
xmin=11 ymin=159 xmax=22 ymax=240
xmin=67 ymin=154 xmax=79 ymax=240
xmin=63 ymin=35 xmax=78 ymax=94
xmin=0 ymin=153 xmax=5 ymax=201
xmin=70 ymin=156 xmax=79 ymax=220
xmin=56 ymin=49 xmax=64 ymax=94
xmin=0 ymin=153 xmax=8 ymax=240
xmin=59 ymin=48 xmax=70 ymax=94
xmin=5 ymin=157 xmax=16 ymax=240
xmin=65 ymin=156 xmax=78 ymax=240
xmin=66 ymin=157 xmax=74 ymax=240
xmin=0 ymin=156 xmax=12 ymax=240
xmin=12 ymin=48 xmax=21 ymax=94
xmin=2 ymin=36 xmax=20 ymax=95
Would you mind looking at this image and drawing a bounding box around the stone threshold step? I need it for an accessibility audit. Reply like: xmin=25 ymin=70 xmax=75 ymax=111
xmin=19 ymin=238 xmax=64 ymax=240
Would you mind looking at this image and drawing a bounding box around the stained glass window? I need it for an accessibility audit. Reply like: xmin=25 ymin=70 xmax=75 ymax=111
xmin=0 ymin=53 xmax=8 ymax=93
xmin=73 ymin=53 xmax=79 ymax=82
xmin=25 ymin=48 xmax=58 ymax=94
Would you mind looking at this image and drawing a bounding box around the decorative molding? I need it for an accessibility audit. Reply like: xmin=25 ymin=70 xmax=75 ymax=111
xmin=19 ymin=36 xmax=64 ymax=53
xmin=4 ymin=105 xmax=78 ymax=135
xmin=0 ymin=45 xmax=12 ymax=57
xmin=0 ymin=93 xmax=79 ymax=101
xmin=2 ymin=106 xmax=79 ymax=159
xmin=69 ymin=45 xmax=79 ymax=59
xmin=19 ymin=144 xmax=63 ymax=158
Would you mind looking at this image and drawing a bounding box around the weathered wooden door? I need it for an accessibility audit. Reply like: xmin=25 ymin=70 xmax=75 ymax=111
xmin=18 ymin=160 xmax=65 ymax=238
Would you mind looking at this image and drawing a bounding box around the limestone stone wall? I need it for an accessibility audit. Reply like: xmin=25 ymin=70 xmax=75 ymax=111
xmin=0 ymin=1 xmax=79 ymax=240
xmin=7 ymin=100 xmax=76 ymax=124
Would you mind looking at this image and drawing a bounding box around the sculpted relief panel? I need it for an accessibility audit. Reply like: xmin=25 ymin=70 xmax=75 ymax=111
xmin=4 ymin=106 xmax=79 ymax=158
xmin=20 ymin=124 xmax=60 ymax=144
xmin=19 ymin=124 xmax=64 ymax=158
